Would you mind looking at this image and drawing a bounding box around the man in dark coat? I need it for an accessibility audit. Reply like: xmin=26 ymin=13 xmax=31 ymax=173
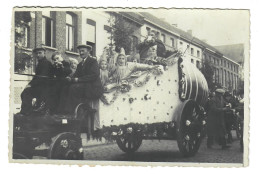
xmin=207 ymin=88 xmax=231 ymax=149
xmin=206 ymin=92 xmax=217 ymax=148
xmin=62 ymin=45 xmax=103 ymax=114
xmin=20 ymin=47 xmax=54 ymax=115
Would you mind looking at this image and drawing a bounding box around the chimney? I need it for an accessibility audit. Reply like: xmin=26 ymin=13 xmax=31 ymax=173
xmin=187 ymin=29 xmax=192 ymax=36
xmin=172 ymin=24 xmax=178 ymax=28
xmin=202 ymin=39 xmax=207 ymax=43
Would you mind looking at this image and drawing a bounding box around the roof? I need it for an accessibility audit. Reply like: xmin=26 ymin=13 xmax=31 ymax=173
xmin=138 ymin=12 xmax=223 ymax=53
xmin=118 ymin=12 xmax=144 ymax=25
xmin=214 ymin=44 xmax=244 ymax=64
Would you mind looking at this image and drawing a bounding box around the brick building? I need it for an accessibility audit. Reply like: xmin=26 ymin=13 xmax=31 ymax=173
xmin=13 ymin=11 xmax=82 ymax=112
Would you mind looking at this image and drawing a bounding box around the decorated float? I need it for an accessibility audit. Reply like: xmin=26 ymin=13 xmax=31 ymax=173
xmin=97 ymin=49 xmax=208 ymax=156
xmin=12 ymin=38 xmax=209 ymax=159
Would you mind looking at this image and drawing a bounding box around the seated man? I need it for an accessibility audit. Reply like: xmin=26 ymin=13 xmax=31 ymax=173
xmin=60 ymin=44 xmax=103 ymax=114
xmin=20 ymin=47 xmax=54 ymax=115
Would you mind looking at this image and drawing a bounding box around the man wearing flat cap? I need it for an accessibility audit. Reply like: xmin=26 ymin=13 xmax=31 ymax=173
xmin=60 ymin=44 xmax=103 ymax=113
xmin=20 ymin=46 xmax=54 ymax=115
xmin=207 ymin=88 xmax=231 ymax=149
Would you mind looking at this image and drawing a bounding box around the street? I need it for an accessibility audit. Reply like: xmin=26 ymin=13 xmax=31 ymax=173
xmin=83 ymin=138 xmax=243 ymax=163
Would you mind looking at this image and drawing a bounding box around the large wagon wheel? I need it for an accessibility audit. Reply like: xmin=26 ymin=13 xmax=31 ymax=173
xmin=48 ymin=132 xmax=83 ymax=160
xmin=176 ymin=100 xmax=204 ymax=157
xmin=116 ymin=130 xmax=143 ymax=153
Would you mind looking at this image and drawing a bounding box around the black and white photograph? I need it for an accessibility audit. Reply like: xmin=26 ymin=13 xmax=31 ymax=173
xmin=9 ymin=7 xmax=249 ymax=167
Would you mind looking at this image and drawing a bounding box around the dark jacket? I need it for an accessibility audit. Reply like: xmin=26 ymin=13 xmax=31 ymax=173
xmin=73 ymin=56 xmax=103 ymax=99
xmin=53 ymin=60 xmax=72 ymax=79
xmin=207 ymin=95 xmax=227 ymax=137
xmin=29 ymin=57 xmax=54 ymax=87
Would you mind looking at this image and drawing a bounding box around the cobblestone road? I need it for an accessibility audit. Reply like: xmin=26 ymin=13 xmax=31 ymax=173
xmin=83 ymin=138 xmax=243 ymax=163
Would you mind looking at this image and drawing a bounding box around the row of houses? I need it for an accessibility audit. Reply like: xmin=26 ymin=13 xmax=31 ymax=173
xmin=13 ymin=10 xmax=243 ymax=111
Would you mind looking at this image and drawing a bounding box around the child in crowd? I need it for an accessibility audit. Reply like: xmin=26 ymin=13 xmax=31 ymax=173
xmin=68 ymin=58 xmax=79 ymax=77
xmin=99 ymin=59 xmax=110 ymax=87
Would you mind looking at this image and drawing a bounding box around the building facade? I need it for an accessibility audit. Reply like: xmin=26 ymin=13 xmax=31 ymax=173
xmin=13 ymin=10 xmax=242 ymax=112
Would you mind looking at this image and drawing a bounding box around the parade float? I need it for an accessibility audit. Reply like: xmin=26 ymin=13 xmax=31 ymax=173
xmin=12 ymin=39 xmax=209 ymax=160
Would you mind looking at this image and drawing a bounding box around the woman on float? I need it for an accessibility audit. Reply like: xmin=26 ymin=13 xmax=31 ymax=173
xmin=105 ymin=48 xmax=159 ymax=91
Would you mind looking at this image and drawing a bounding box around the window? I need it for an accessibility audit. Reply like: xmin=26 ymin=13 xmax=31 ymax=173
xmin=196 ymin=60 xmax=200 ymax=68
xmin=17 ymin=24 xmax=29 ymax=48
xmin=66 ymin=13 xmax=76 ymax=52
xmin=42 ymin=11 xmax=54 ymax=47
xmin=171 ymin=38 xmax=175 ymax=47
xmin=161 ymin=34 xmax=166 ymax=43
xmin=191 ymin=48 xmax=194 ymax=55
xmin=220 ymin=59 xmax=223 ymax=66
xmin=224 ymin=70 xmax=227 ymax=87
xmin=216 ymin=68 xmax=219 ymax=83
xmin=197 ymin=50 xmax=200 ymax=58
xmin=86 ymin=19 xmax=96 ymax=56
xmin=224 ymin=60 xmax=226 ymax=67
xmin=191 ymin=59 xmax=194 ymax=64
xmin=221 ymin=68 xmax=224 ymax=85
xmin=146 ymin=27 xmax=151 ymax=36
xmin=179 ymin=42 xmax=183 ymax=51
xmin=131 ymin=35 xmax=138 ymax=53
xmin=185 ymin=45 xmax=189 ymax=53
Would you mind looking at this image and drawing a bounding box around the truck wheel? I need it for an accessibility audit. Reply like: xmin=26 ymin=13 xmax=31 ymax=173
xmin=116 ymin=132 xmax=142 ymax=153
xmin=48 ymin=132 xmax=83 ymax=160
xmin=176 ymin=100 xmax=204 ymax=157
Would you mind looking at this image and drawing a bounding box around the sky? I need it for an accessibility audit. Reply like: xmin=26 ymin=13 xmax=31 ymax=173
xmin=154 ymin=9 xmax=250 ymax=46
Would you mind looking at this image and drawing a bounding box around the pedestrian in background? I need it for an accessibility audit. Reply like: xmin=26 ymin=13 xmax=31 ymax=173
xmin=207 ymin=88 xmax=231 ymax=149
xmin=206 ymin=91 xmax=217 ymax=148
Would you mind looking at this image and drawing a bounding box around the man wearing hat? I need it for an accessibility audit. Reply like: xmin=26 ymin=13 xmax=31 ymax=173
xmin=61 ymin=44 xmax=103 ymax=113
xmin=207 ymin=88 xmax=231 ymax=149
xmin=20 ymin=47 xmax=54 ymax=115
